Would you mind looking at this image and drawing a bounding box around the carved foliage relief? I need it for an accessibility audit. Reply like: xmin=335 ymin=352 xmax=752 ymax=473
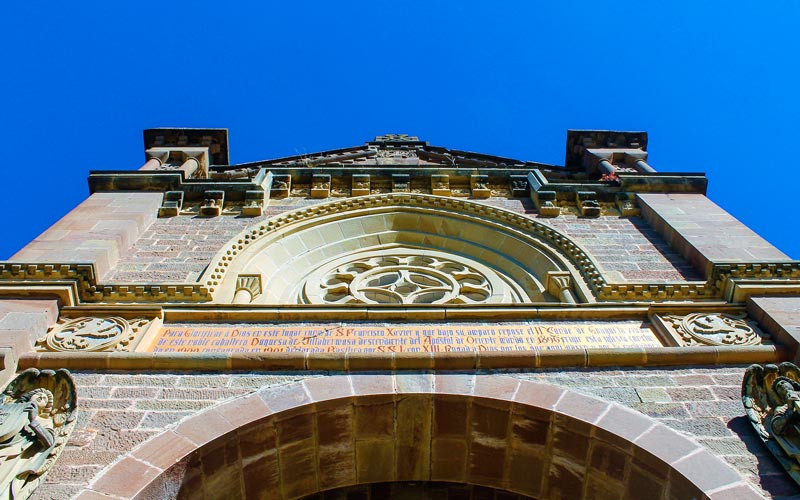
xmin=37 ymin=317 xmax=151 ymax=352
xmin=663 ymin=312 xmax=768 ymax=346
xmin=0 ymin=369 xmax=77 ymax=499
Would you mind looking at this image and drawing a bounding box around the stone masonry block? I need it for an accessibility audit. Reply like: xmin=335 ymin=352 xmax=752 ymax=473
xmin=637 ymin=193 xmax=791 ymax=277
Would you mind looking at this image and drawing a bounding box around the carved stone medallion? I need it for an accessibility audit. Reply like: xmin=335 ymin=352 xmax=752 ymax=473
xmin=0 ymin=368 xmax=77 ymax=499
xmin=663 ymin=312 xmax=764 ymax=346
xmin=37 ymin=317 xmax=149 ymax=352
xmin=743 ymin=362 xmax=800 ymax=485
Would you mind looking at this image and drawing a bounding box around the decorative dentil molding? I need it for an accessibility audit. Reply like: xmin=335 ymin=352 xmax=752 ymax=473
xmin=0 ymin=194 xmax=798 ymax=304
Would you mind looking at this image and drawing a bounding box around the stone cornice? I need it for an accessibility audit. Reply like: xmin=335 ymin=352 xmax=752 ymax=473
xmin=1 ymin=194 xmax=796 ymax=306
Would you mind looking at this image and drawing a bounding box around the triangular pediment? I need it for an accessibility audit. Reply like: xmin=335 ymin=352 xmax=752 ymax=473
xmin=224 ymin=134 xmax=550 ymax=171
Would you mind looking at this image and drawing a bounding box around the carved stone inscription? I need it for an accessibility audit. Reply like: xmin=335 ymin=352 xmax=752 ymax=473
xmin=145 ymin=321 xmax=661 ymax=353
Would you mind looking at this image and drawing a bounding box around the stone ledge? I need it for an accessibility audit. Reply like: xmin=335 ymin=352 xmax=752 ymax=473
xmin=18 ymin=345 xmax=788 ymax=372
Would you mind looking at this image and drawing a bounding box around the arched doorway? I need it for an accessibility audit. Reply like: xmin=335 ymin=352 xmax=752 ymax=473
xmin=80 ymin=374 xmax=756 ymax=499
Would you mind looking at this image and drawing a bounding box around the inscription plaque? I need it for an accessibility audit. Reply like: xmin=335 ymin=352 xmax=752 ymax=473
xmin=142 ymin=322 xmax=662 ymax=353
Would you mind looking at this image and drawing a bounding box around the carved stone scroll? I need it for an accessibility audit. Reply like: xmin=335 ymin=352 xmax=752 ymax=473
xmin=37 ymin=317 xmax=150 ymax=352
xmin=0 ymin=368 xmax=77 ymax=499
xmin=743 ymin=362 xmax=800 ymax=486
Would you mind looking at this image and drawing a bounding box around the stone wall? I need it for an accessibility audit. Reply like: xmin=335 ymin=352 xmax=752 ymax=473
xmin=107 ymin=197 xmax=322 ymax=282
xmin=637 ymin=194 xmax=792 ymax=276
xmin=10 ymin=193 xmax=163 ymax=279
xmin=33 ymin=366 xmax=793 ymax=499
xmin=107 ymin=196 xmax=701 ymax=285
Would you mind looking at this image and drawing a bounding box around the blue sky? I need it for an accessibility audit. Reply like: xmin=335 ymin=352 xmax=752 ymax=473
xmin=2 ymin=1 xmax=798 ymax=259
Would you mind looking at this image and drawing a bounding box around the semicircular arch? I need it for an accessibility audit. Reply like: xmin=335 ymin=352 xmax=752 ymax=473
xmin=203 ymin=194 xmax=605 ymax=305
xmin=78 ymin=375 xmax=755 ymax=499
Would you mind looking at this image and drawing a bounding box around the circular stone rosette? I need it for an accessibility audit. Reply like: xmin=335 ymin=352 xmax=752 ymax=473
xmin=43 ymin=317 xmax=132 ymax=352
xmin=302 ymin=251 xmax=525 ymax=305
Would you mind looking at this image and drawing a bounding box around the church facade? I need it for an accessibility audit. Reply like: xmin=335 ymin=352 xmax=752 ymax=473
xmin=1 ymin=129 xmax=799 ymax=499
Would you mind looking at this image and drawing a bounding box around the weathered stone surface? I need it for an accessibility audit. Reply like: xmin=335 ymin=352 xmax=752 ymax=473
xmin=637 ymin=193 xmax=791 ymax=276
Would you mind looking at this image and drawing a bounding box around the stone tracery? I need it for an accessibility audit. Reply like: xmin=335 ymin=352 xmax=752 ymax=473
xmin=304 ymin=254 xmax=493 ymax=305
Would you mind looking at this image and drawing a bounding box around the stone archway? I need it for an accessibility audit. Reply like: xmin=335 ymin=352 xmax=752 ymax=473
xmin=78 ymin=374 xmax=757 ymax=499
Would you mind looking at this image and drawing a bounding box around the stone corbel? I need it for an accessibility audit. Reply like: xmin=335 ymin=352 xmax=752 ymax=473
xmin=158 ymin=191 xmax=184 ymax=217
xmin=352 ymin=174 xmax=370 ymax=196
xmin=199 ymin=191 xmax=225 ymax=217
xmin=311 ymin=174 xmax=331 ymax=198
xmin=546 ymin=271 xmax=576 ymax=303
xmin=615 ymin=192 xmax=639 ymax=216
xmin=242 ymin=190 xmax=265 ymax=217
xmin=470 ymin=175 xmax=491 ymax=198
xmin=509 ymin=175 xmax=528 ymax=197
xmin=532 ymin=190 xmax=560 ymax=217
xmin=431 ymin=174 xmax=451 ymax=196
xmin=392 ymin=174 xmax=410 ymax=193
xmin=576 ymin=191 xmax=601 ymax=217
xmin=233 ymin=274 xmax=262 ymax=304
xmin=271 ymin=174 xmax=291 ymax=198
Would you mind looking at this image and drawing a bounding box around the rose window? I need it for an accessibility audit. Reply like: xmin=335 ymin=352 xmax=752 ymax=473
xmin=304 ymin=255 xmax=494 ymax=304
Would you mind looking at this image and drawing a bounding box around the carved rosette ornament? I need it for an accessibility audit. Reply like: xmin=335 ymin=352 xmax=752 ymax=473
xmin=0 ymin=368 xmax=77 ymax=499
xmin=743 ymin=363 xmax=800 ymax=485
xmin=664 ymin=312 xmax=765 ymax=346
xmin=304 ymin=255 xmax=494 ymax=305
xmin=37 ymin=317 xmax=149 ymax=352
